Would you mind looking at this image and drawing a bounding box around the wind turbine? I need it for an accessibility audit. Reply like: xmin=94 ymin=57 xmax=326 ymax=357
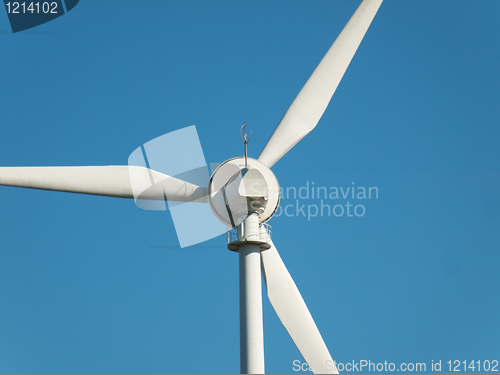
xmin=0 ymin=0 xmax=383 ymax=373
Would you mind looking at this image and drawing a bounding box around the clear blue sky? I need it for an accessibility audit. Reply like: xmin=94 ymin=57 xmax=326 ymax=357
xmin=1 ymin=1 xmax=499 ymax=373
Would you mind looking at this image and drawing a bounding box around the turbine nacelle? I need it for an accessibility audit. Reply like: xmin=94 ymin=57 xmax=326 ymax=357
xmin=208 ymin=157 xmax=280 ymax=228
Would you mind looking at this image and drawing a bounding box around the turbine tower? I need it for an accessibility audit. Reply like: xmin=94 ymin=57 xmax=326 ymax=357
xmin=0 ymin=0 xmax=383 ymax=373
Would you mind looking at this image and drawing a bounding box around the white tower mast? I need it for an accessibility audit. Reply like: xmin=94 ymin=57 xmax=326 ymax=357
xmin=238 ymin=215 xmax=265 ymax=374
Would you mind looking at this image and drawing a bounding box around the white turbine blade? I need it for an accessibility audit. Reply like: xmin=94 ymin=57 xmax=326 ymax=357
xmin=0 ymin=166 xmax=207 ymax=202
xmin=258 ymin=0 xmax=383 ymax=168
xmin=261 ymin=239 xmax=338 ymax=374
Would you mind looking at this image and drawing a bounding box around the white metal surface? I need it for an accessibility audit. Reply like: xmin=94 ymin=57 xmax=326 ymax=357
xmin=258 ymin=0 xmax=383 ymax=168
xmin=260 ymin=236 xmax=338 ymax=374
xmin=0 ymin=166 xmax=207 ymax=202
xmin=239 ymin=214 xmax=265 ymax=374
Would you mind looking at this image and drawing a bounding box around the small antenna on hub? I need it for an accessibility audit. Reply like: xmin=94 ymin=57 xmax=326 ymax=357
xmin=240 ymin=122 xmax=252 ymax=167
